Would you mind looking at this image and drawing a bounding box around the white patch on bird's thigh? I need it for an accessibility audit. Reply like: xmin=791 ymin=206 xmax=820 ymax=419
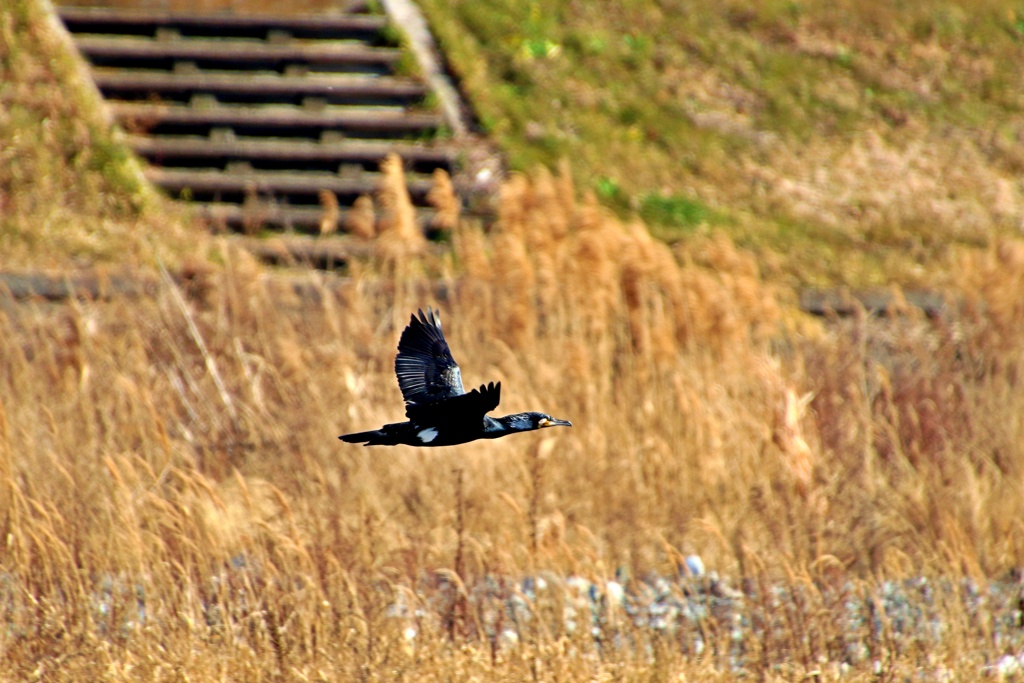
xmin=417 ymin=427 xmax=439 ymax=443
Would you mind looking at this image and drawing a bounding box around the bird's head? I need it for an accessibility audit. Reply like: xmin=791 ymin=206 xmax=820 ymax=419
xmin=505 ymin=412 xmax=573 ymax=432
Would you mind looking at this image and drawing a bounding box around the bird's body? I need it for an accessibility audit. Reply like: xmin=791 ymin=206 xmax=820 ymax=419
xmin=340 ymin=309 xmax=571 ymax=447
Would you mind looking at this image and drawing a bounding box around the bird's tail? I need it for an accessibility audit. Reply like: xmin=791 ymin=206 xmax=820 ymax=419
xmin=339 ymin=425 xmax=410 ymax=446
xmin=338 ymin=429 xmax=384 ymax=446
xmin=340 ymin=421 xmax=413 ymax=446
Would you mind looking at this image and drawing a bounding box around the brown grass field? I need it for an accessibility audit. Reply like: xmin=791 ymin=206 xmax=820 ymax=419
xmin=3 ymin=0 xmax=1024 ymax=680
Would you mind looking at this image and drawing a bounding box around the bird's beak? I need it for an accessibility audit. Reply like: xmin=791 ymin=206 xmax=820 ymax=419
xmin=539 ymin=417 xmax=572 ymax=428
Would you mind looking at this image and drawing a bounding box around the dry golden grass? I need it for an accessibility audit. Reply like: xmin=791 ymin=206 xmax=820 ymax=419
xmin=4 ymin=0 xmax=1024 ymax=679
xmin=3 ymin=167 xmax=1024 ymax=679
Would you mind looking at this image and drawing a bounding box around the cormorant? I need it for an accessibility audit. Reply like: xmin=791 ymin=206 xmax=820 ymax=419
xmin=339 ymin=308 xmax=572 ymax=447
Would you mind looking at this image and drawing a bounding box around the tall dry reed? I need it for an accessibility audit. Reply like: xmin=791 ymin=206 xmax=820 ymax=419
xmin=2 ymin=164 xmax=1023 ymax=680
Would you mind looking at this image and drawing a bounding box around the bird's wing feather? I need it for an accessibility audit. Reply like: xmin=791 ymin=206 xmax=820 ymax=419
xmin=405 ymin=382 xmax=501 ymax=425
xmin=394 ymin=308 xmax=466 ymax=404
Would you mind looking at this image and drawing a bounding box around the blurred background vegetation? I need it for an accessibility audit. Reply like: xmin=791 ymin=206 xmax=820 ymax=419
xmin=23 ymin=0 xmax=1024 ymax=286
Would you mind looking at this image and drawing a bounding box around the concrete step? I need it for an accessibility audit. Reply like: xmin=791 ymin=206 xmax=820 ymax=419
xmin=125 ymin=135 xmax=456 ymax=167
xmin=192 ymin=202 xmax=438 ymax=235
xmin=92 ymin=69 xmax=429 ymax=106
xmin=110 ymin=102 xmax=443 ymax=136
xmin=58 ymin=7 xmax=388 ymax=40
xmin=74 ymin=35 xmax=403 ymax=75
xmin=145 ymin=167 xmax=434 ymax=199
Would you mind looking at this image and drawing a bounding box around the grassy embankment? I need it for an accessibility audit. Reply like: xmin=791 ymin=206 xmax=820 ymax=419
xmin=2 ymin=0 xmax=1024 ymax=679
xmin=419 ymin=0 xmax=1024 ymax=287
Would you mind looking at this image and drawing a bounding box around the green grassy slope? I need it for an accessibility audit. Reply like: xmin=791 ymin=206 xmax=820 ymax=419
xmin=419 ymin=0 xmax=1024 ymax=286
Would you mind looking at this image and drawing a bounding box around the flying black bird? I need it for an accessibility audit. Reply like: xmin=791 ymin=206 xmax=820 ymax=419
xmin=339 ymin=308 xmax=572 ymax=447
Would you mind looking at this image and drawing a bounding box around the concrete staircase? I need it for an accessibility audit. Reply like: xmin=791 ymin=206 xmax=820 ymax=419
xmin=57 ymin=5 xmax=463 ymax=235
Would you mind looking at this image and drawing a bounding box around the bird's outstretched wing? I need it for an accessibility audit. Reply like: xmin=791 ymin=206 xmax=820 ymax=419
xmin=395 ymin=308 xmax=466 ymax=404
xmin=405 ymin=382 xmax=501 ymax=426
